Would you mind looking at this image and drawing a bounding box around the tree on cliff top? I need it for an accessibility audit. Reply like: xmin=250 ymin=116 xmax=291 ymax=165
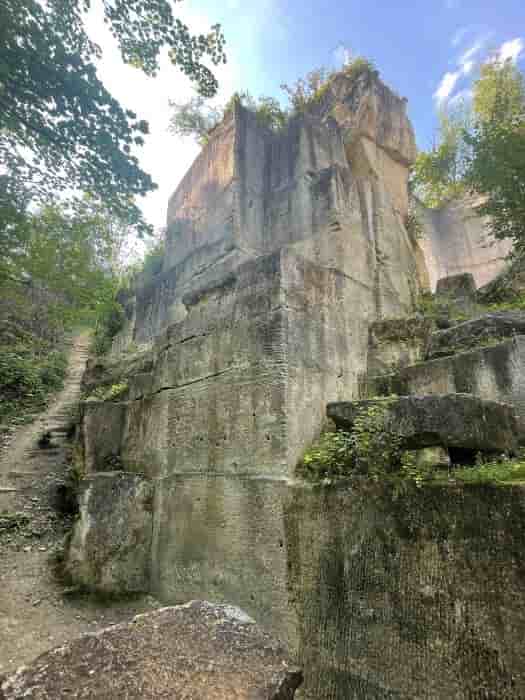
xmin=169 ymin=57 xmax=377 ymax=146
xmin=0 ymin=0 xmax=226 ymax=237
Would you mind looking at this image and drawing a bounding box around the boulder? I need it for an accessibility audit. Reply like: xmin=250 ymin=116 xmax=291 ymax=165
xmin=0 ymin=601 xmax=302 ymax=699
xmin=327 ymin=394 xmax=519 ymax=455
xmin=427 ymin=311 xmax=525 ymax=359
xmin=368 ymin=316 xmax=434 ymax=375
xmin=66 ymin=472 xmax=154 ymax=595
xmin=436 ymin=273 xmax=477 ymax=300
xmin=82 ymin=399 xmax=126 ymax=472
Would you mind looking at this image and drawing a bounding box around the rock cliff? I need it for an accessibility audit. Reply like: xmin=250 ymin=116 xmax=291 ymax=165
xmin=65 ymin=69 xmax=525 ymax=699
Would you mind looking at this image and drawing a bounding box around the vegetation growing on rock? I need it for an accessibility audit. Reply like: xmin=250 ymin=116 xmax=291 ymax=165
xmin=412 ymin=57 xmax=525 ymax=251
xmin=169 ymin=56 xmax=378 ymax=145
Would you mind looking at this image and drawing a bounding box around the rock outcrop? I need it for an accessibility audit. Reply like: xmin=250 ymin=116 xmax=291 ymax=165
xmin=0 ymin=601 xmax=302 ymax=699
xmin=66 ymin=472 xmax=154 ymax=594
xmin=64 ymin=69 xmax=525 ymax=700
xmin=328 ymin=394 xmax=519 ymax=457
xmin=427 ymin=311 xmax=525 ymax=359
xmin=414 ymin=195 xmax=512 ymax=291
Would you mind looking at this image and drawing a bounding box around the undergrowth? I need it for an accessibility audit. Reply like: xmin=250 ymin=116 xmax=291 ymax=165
xmin=0 ymin=340 xmax=68 ymax=428
xmin=298 ymin=400 xmax=523 ymax=489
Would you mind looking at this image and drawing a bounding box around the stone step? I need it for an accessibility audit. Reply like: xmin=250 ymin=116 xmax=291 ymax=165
xmin=427 ymin=311 xmax=525 ymax=360
xmin=363 ymin=335 xmax=525 ymax=429
xmin=328 ymin=393 xmax=519 ymax=460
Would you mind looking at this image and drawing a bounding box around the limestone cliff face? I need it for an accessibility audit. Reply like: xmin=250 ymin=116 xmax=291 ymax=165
xmin=415 ymin=194 xmax=512 ymax=291
xmin=90 ymin=72 xmax=424 ymax=476
xmin=147 ymin=71 xmax=421 ymax=349
xmin=67 ymin=71 xmax=525 ymax=700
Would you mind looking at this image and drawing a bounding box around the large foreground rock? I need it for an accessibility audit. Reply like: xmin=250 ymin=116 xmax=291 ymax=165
xmin=0 ymin=601 xmax=302 ymax=699
xmin=328 ymin=394 xmax=519 ymax=455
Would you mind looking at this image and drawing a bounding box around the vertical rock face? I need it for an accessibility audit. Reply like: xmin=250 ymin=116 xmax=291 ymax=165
xmin=67 ymin=473 xmax=154 ymax=594
xmin=88 ymin=71 xmax=423 ymax=479
xmin=65 ymin=69 xmax=525 ymax=700
xmin=137 ymin=70 xmax=419 ymax=351
xmin=415 ymin=195 xmax=512 ymax=290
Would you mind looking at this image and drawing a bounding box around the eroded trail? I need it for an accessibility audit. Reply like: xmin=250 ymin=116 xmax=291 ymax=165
xmin=0 ymin=332 xmax=157 ymax=676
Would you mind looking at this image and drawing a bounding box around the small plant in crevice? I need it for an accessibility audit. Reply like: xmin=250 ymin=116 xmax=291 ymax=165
xmin=298 ymin=430 xmax=355 ymax=481
xmin=87 ymin=381 xmax=129 ymax=402
xmin=405 ymin=206 xmax=424 ymax=243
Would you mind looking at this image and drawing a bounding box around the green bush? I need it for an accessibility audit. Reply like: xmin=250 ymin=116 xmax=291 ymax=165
xmin=0 ymin=343 xmax=67 ymax=422
xmin=40 ymin=350 xmax=68 ymax=390
xmin=298 ymin=430 xmax=355 ymax=481
xmin=92 ymin=301 xmax=125 ymax=356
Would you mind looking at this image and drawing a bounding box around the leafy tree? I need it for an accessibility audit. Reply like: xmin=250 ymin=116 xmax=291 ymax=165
xmin=473 ymin=59 xmax=525 ymax=123
xmin=0 ymin=0 xmax=226 ymax=236
xmin=280 ymin=58 xmax=377 ymax=113
xmin=169 ymin=91 xmax=287 ymax=145
xmin=465 ymin=60 xmax=525 ymax=250
xmin=412 ymin=58 xmax=525 ymax=221
xmin=168 ymin=95 xmax=224 ymax=145
xmin=280 ymin=67 xmax=336 ymax=112
xmin=170 ymin=58 xmax=377 ymax=147
xmin=411 ymin=107 xmax=471 ymax=208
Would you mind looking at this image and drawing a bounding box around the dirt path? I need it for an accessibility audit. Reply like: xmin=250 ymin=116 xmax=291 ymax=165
xmin=0 ymin=332 xmax=158 ymax=676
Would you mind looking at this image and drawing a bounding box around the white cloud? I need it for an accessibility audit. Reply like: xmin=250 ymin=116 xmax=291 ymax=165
xmin=435 ymin=35 xmax=488 ymax=106
xmin=458 ymin=37 xmax=487 ymax=66
xmin=434 ymin=71 xmax=461 ymax=104
xmin=496 ymin=38 xmax=524 ymax=63
xmin=461 ymin=59 xmax=475 ymax=75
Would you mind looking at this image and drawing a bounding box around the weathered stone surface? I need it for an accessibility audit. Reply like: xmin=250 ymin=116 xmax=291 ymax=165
xmin=327 ymin=394 xmax=519 ymax=454
xmin=367 ymin=316 xmax=434 ymax=375
xmin=436 ymin=272 xmax=477 ymax=300
xmin=0 ymin=601 xmax=302 ymax=699
xmin=66 ymin=472 xmax=153 ymax=594
xmin=415 ymin=195 xmax=512 ymax=291
xmin=477 ymin=252 xmax=525 ymax=304
xmin=427 ymin=311 xmax=525 ymax=359
xmin=146 ymin=477 xmax=525 ymax=699
xmin=121 ymin=74 xmax=420 ymax=351
xmin=366 ymin=336 xmax=525 ymax=430
xmin=81 ymin=400 xmax=126 ymax=472
xmin=92 ymin=251 xmax=371 ymax=478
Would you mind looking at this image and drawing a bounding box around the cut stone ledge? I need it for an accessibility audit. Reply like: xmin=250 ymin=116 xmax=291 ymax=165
xmin=327 ymin=394 xmax=519 ymax=455
xmin=0 ymin=601 xmax=303 ymax=699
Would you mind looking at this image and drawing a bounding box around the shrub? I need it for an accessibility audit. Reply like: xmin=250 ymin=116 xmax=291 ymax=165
xmin=298 ymin=430 xmax=355 ymax=481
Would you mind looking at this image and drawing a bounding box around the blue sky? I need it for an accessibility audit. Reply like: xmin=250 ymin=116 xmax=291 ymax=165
xmin=88 ymin=0 xmax=524 ymax=230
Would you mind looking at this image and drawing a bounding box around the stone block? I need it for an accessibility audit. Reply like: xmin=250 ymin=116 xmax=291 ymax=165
xmin=415 ymin=195 xmax=512 ymax=291
xmin=436 ymin=272 xmax=477 ymax=299
xmin=366 ymin=336 xmax=525 ymax=431
xmin=82 ymin=399 xmax=126 ymax=472
xmin=327 ymin=394 xmax=519 ymax=454
xmin=103 ymin=251 xmax=370 ymax=478
xmin=367 ymin=316 xmax=434 ymax=375
xmin=146 ymin=476 xmax=525 ymax=699
xmin=427 ymin=311 xmax=525 ymax=359
xmin=0 ymin=602 xmax=302 ymax=699
xmin=66 ymin=472 xmax=154 ymax=594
